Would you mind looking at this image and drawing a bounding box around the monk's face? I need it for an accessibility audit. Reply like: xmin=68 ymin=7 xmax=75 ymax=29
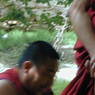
xmin=22 ymin=59 xmax=58 ymax=92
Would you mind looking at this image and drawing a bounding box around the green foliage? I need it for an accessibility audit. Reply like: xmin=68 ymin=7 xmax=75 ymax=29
xmin=0 ymin=30 xmax=76 ymax=50
xmin=39 ymin=13 xmax=64 ymax=31
xmin=57 ymin=1 xmax=64 ymax=5
xmin=36 ymin=0 xmax=51 ymax=6
xmin=0 ymin=0 xmax=72 ymax=31
xmin=40 ymin=13 xmax=49 ymax=23
xmin=50 ymin=15 xmax=64 ymax=25
xmin=0 ymin=30 xmax=6 ymax=37
xmin=20 ymin=0 xmax=31 ymax=5
xmin=64 ymin=0 xmax=73 ymax=6
xmin=0 ymin=0 xmax=10 ymax=2
xmin=25 ymin=7 xmax=33 ymax=16
xmin=0 ymin=29 xmax=56 ymax=50
xmin=63 ymin=31 xmax=77 ymax=45
xmin=52 ymin=80 xmax=69 ymax=95
xmin=36 ymin=0 xmax=51 ymax=3
xmin=40 ymin=13 xmax=64 ymax=27
xmin=57 ymin=0 xmax=73 ymax=6
xmin=5 ymin=7 xmax=27 ymax=23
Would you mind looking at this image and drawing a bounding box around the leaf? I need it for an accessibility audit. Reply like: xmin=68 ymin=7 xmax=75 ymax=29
xmin=64 ymin=0 xmax=73 ymax=6
xmin=57 ymin=1 xmax=64 ymax=5
xmin=36 ymin=0 xmax=51 ymax=3
xmin=5 ymin=6 xmax=27 ymax=23
xmin=40 ymin=13 xmax=49 ymax=23
xmin=25 ymin=7 xmax=33 ymax=16
xmin=19 ymin=0 xmax=31 ymax=5
xmin=50 ymin=15 xmax=64 ymax=25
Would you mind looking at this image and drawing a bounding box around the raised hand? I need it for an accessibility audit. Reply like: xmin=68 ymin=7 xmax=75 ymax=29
xmin=85 ymin=59 xmax=95 ymax=78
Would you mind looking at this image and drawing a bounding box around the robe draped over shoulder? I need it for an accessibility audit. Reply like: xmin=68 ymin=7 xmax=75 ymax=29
xmin=61 ymin=0 xmax=95 ymax=95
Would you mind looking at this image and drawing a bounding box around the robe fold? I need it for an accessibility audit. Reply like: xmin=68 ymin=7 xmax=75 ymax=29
xmin=61 ymin=0 xmax=95 ymax=95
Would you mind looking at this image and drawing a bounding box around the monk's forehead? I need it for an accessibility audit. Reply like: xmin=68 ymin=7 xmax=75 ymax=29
xmin=39 ymin=59 xmax=58 ymax=71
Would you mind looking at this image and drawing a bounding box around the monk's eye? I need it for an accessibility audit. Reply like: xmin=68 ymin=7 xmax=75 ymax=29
xmin=46 ymin=70 xmax=56 ymax=76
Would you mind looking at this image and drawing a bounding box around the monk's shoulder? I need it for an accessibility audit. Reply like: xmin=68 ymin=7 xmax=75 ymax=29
xmin=0 ymin=80 xmax=18 ymax=95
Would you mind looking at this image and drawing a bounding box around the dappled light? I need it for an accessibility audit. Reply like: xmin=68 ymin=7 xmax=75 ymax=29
xmin=0 ymin=0 xmax=94 ymax=95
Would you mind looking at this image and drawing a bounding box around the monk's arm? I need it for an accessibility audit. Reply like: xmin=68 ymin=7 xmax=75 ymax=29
xmin=69 ymin=0 xmax=95 ymax=58
xmin=0 ymin=80 xmax=18 ymax=95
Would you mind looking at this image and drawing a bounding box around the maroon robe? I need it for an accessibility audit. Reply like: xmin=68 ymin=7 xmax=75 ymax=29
xmin=61 ymin=0 xmax=95 ymax=95
xmin=0 ymin=68 xmax=53 ymax=95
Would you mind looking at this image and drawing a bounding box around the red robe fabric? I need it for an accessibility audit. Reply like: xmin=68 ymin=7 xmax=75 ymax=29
xmin=61 ymin=1 xmax=95 ymax=95
xmin=0 ymin=68 xmax=53 ymax=95
xmin=0 ymin=68 xmax=28 ymax=95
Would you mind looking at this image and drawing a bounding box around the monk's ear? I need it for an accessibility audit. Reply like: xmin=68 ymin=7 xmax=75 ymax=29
xmin=22 ymin=61 xmax=33 ymax=73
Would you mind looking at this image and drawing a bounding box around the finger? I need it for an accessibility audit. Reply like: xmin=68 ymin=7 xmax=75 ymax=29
xmin=90 ymin=58 xmax=95 ymax=67
xmin=85 ymin=60 xmax=90 ymax=71
xmin=90 ymin=57 xmax=95 ymax=63
xmin=85 ymin=60 xmax=89 ymax=67
xmin=90 ymin=63 xmax=95 ymax=78
xmin=94 ymin=72 xmax=95 ymax=78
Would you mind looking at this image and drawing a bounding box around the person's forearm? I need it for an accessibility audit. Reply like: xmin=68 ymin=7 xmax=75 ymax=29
xmin=69 ymin=6 xmax=95 ymax=57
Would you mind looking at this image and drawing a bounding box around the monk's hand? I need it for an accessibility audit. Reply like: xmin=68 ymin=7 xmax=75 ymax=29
xmin=85 ymin=58 xmax=95 ymax=78
xmin=69 ymin=0 xmax=90 ymax=15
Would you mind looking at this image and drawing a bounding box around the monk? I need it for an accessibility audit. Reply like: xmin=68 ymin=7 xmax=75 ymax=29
xmin=0 ymin=41 xmax=59 ymax=95
xmin=61 ymin=0 xmax=95 ymax=95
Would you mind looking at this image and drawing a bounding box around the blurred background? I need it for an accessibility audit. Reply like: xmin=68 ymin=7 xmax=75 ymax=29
xmin=0 ymin=0 xmax=78 ymax=95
